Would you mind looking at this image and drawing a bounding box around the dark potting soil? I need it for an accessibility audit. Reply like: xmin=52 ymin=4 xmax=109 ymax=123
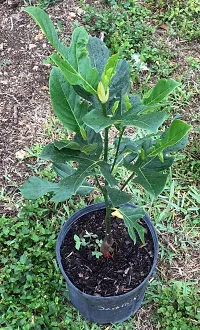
xmin=60 ymin=209 xmax=154 ymax=297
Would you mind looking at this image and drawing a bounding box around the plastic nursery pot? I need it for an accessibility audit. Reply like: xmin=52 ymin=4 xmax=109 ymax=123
xmin=56 ymin=202 xmax=158 ymax=324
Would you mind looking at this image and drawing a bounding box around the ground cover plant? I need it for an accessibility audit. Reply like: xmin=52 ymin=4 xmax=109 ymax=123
xmin=0 ymin=0 xmax=199 ymax=328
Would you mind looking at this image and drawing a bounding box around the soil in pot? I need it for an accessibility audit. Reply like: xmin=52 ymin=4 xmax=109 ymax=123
xmin=60 ymin=209 xmax=154 ymax=297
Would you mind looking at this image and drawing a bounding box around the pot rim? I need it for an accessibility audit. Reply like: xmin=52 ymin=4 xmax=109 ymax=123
xmin=56 ymin=202 xmax=158 ymax=301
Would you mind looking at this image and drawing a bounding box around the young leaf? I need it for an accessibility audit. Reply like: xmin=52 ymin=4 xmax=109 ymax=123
xmin=101 ymin=52 xmax=120 ymax=90
xmin=51 ymin=53 xmax=98 ymax=95
xmin=119 ymin=206 xmax=145 ymax=244
xmin=148 ymin=120 xmax=191 ymax=157
xmin=143 ymin=78 xmax=179 ymax=106
xmin=23 ymin=7 xmax=67 ymax=58
xmin=49 ymin=67 xmax=88 ymax=132
xmin=20 ymin=177 xmax=59 ymax=199
xmin=107 ymin=187 xmax=132 ymax=206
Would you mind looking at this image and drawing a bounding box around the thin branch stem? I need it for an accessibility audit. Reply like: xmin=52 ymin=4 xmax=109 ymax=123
xmin=111 ymin=127 xmax=125 ymax=173
xmin=121 ymin=172 xmax=135 ymax=191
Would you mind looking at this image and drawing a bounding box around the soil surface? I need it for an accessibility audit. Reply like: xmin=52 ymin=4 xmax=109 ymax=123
xmin=0 ymin=0 xmax=83 ymax=189
xmin=60 ymin=209 xmax=154 ymax=297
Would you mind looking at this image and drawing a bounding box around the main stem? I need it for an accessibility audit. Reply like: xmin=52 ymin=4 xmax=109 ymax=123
xmin=111 ymin=127 xmax=125 ymax=173
xmin=101 ymin=103 xmax=113 ymax=252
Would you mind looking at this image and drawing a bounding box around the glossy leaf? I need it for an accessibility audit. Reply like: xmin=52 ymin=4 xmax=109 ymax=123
xmin=119 ymin=205 xmax=145 ymax=244
xmin=107 ymin=187 xmax=132 ymax=206
xmin=41 ymin=143 xmax=98 ymax=164
xmin=51 ymin=162 xmax=96 ymax=202
xmin=143 ymin=78 xmax=179 ymax=106
xmin=49 ymin=67 xmax=88 ymax=132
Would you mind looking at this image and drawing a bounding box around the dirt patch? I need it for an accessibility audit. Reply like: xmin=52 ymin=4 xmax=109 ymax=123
xmin=0 ymin=1 xmax=84 ymax=189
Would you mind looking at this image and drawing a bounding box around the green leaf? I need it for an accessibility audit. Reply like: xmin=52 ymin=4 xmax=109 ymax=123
xmin=133 ymin=169 xmax=168 ymax=198
xmin=52 ymin=163 xmax=75 ymax=177
xmin=148 ymin=120 xmax=191 ymax=157
xmin=77 ymin=182 xmax=94 ymax=195
xmin=119 ymin=205 xmax=145 ymax=244
xmin=74 ymin=127 xmax=103 ymax=157
xmin=143 ymin=78 xmax=179 ymax=106
xmin=24 ymin=7 xmax=98 ymax=95
xmin=54 ymin=140 xmax=81 ymax=151
xmin=41 ymin=143 xmax=98 ymax=164
xmin=51 ymin=162 xmax=96 ymax=202
xmin=23 ymin=7 xmax=67 ymax=58
xmin=109 ymin=60 xmax=130 ymax=100
xmin=101 ymin=52 xmax=119 ymax=89
xmin=49 ymin=67 xmax=88 ymax=132
xmin=121 ymin=110 xmax=167 ymax=133
xmin=87 ymin=36 xmax=110 ymax=76
xmin=107 ymin=187 xmax=132 ymax=206
xmin=50 ymin=28 xmax=100 ymax=94
xmin=20 ymin=177 xmax=59 ymax=199
xmin=83 ymin=109 xmax=116 ymax=133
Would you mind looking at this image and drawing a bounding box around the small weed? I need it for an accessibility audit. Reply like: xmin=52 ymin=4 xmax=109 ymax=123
xmin=82 ymin=0 xmax=172 ymax=81
xmin=147 ymin=280 xmax=200 ymax=329
xmin=37 ymin=0 xmax=61 ymax=9
xmin=149 ymin=0 xmax=200 ymax=40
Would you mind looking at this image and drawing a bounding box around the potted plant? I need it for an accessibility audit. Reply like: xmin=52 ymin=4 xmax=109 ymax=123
xmin=21 ymin=6 xmax=191 ymax=324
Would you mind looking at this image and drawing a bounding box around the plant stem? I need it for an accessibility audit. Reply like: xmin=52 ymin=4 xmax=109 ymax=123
xmin=121 ymin=172 xmax=135 ymax=190
xmin=111 ymin=127 xmax=125 ymax=173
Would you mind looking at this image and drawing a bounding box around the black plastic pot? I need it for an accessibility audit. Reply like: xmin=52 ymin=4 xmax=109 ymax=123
xmin=56 ymin=202 xmax=158 ymax=324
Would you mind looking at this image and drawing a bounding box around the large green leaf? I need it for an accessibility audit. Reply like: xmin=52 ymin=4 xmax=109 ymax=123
xmin=24 ymin=7 xmax=99 ymax=94
xmin=51 ymin=162 xmax=95 ymax=202
xmin=121 ymin=110 xmax=167 ymax=133
xmin=118 ymin=205 xmax=145 ymax=244
xmin=87 ymin=36 xmax=110 ymax=76
xmin=49 ymin=67 xmax=88 ymax=132
xmin=83 ymin=109 xmax=116 ymax=133
xmin=107 ymin=187 xmax=132 ymax=206
xmin=148 ymin=120 xmax=191 ymax=157
xmin=109 ymin=60 xmax=130 ymax=100
xmin=143 ymin=78 xmax=179 ymax=106
xmin=20 ymin=177 xmax=59 ymax=199
xmin=133 ymin=169 xmax=168 ymax=198
xmin=23 ymin=7 xmax=67 ymax=58
xmin=52 ymin=162 xmax=74 ymax=177
xmin=53 ymin=139 xmax=98 ymax=155
xmin=52 ymin=162 xmax=94 ymax=197
xmin=40 ymin=143 xmax=98 ymax=164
